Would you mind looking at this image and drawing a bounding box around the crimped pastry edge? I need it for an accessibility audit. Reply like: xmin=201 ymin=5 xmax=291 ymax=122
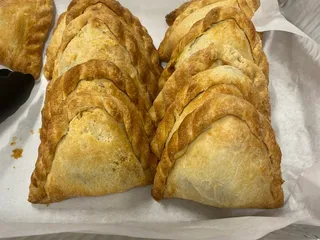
xmin=152 ymin=94 xmax=283 ymax=208
xmin=30 ymin=93 xmax=157 ymax=204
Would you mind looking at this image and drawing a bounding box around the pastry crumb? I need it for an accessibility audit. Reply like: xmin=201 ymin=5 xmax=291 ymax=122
xmin=11 ymin=148 xmax=23 ymax=159
xmin=38 ymin=128 xmax=41 ymax=134
xmin=30 ymin=130 xmax=34 ymax=135
xmin=10 ymin=137 xmax=17 ymax=146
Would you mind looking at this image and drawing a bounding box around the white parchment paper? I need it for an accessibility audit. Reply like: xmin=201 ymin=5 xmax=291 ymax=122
xmin=0 ymin=0 xmax=319 ymax=239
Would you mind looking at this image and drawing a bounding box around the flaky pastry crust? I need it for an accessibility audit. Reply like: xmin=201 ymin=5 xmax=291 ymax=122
xmin=52 ymin=9 xmax=158 ymax=100
xmin=44 ymin=12 xmax=67 ymax=80
xmin=66 ymin=0 xmax=162 ymax=79
xmin=0 ymin=0 xmax=54 ymax=79
xmin=165 ymin=0 xmax=260 ymax=26
xmin=30 ymin=93 xmax=157 ymax=203
xmin=159 ymin=6 xmax=268 ymax=89
xmin=159 ymin=0 xmax=259 ymax=61
xmin=150 ymin=43 xmax=269 ymax=125
xmin=151 ymin=65 xmax=270 ymax=158
xmin=152 ymin=94 xmax=283 ymax=208
xmin=41 ymin=60 xmax=154 ymax=144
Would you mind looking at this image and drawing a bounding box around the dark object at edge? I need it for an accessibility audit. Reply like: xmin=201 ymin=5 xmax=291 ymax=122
xmin=0 ymin=69 xmax=35 ymax=123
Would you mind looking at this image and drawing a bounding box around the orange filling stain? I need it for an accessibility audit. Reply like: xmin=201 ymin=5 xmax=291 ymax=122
xmin=30 ymin=129 xmax=34 ymax=135
xmin=11 ymin=148 xmax=23 ymax=159
xmin=10 ymin=136 xmax=17 ymax=146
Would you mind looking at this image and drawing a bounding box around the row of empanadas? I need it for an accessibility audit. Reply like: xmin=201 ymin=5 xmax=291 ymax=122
xmin=151 ymin=0 xmax=284 ymax=208
xmin=29 ymin=0 xmax=284 ymax=208
xmin=29 ymin=0 xmax=161 ymax=203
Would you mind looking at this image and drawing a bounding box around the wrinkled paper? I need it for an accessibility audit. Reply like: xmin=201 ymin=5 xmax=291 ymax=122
xmin=0 ymin=0 xmax=319 ymax=239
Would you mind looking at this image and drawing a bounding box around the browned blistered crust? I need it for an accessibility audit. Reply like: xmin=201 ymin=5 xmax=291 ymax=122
xmin=159 ymin=6 xmax=268 ymax=89
xmin=152 ymin=94 xmax=283 ymax=208
xmin=165 ymin=1 xmax=193 ymax=26
xmin=150 ymin=43 xmax=269 ymax=126
xmin=0 ymin=0 xmax=54 ymax=79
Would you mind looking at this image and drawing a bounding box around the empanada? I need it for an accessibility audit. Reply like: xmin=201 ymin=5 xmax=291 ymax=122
xmin=151 ymin=65 xmax=269 ymax=158
xmin=150 ymin=43 xmax=268 ymax=125
xmin=152 ymin=94 xmax=283 ymax=208
xmin=52 ymin=9 xmax=158 ymax=100
xmin=41 ymin=60 xmax=154 ymax=143
xmin=159 ymin=0 xmax=260 ymax=61
xmin=165 ymin=0 xmax=260 ymax=26
xmin=66 ymin=0 xmax=162 ymax=80
xmin=158 ymin=6 xmax=268 ymax=89
xmin=29 ymin=92 xmax=157 ymax=203
xmin=0 ymin=0 xmax=54 ymax=79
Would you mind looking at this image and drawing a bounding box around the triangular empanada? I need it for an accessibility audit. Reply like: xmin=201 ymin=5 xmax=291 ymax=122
xmin=51 ymin=9 xmax=158 ymax=100
xmin=151 ymin=65 xmax=269 ymax=158
xmin=165 ymin=0 xmax=260 ymax=26
xmin=0 ymin=0 xmax=54 ymax=79
xmin=41 ymin=60 xmax=154 ymax=141
xmin=65 ymin=0 xmax=162 ymax=87
xmin=152 ymin=94 xmax=283 ymax=208
xmin=150 ymin=43 xmax=268 ymax=125
xmin=158 ymin=6 xmax=268 ymax=89
xmin=159 ymin=0 xmax=260 ymax=61
xmin=30 ymin=92 xmax=157 ymax=203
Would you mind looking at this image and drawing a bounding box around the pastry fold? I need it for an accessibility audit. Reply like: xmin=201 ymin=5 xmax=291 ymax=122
xmin=30 ymin=92 xmax=156 ymax=203
xmin=66 ymin=0 xmax=161 ymax=77
xmin=0 ymin=0 xmax=54 ymax=79
xmin=150 ymin=43 xmax=269 ymax=125
xmin=152 ymin=94 xmax=283 ymax=208
xmin=153 ymin=0 xmax=283 ymax=209
xmin=29 ymin=0 xmax=161 ymax=203
xmin=151 ymin=65 xmax=269 ymax=158
xmin=41 ymin=60 xmax=154 ymax=143
xmin=165 ymin=0 xmax=260 ymax=26
xmin=159 ymin=0 xmax=260 ymax=61
xmin=159 ymin=6 xmax=268 ymax=90
xmin=51 ymin=8 xmax=158 ymax=100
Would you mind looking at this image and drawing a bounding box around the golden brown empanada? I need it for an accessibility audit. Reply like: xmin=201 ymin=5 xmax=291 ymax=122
xmin=41 ymin=60 xmax=154 ymax=143
xmin=150 ymin=43 xmax=268 ymax=125
xmin=159 ymin=0 xmax=260 ymax=61
xmin=45 ymin=3 xmax=162 ymax=100
xmin=152 ymin=93 xmax=283 ymax=208
xmin=165 ymin=0 xmax=260 ymax=26
xmin=151 ymin=65 xmax=269 ymax=158
xmin=29 ymin=92 xmax=157 ymax=203
xmin=158 ymin=6 xmax=268 ymax=89
xmin=0 ymin=0 xmax=54 ymax=79
xmin=51 ymin=9 xmax=158 ymax=100
xmin=66 ymin=0 xmax=162 ymax=80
